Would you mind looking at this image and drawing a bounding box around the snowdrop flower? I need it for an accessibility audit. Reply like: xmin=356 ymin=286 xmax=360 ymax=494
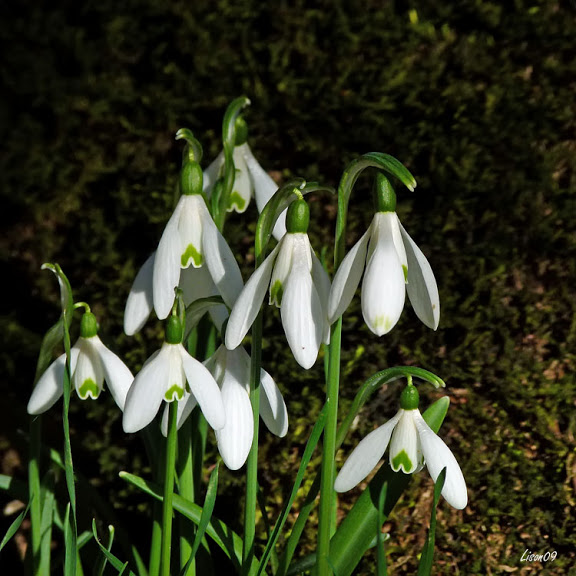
xmin=335 ymin=385 xmax=467 ymax=510
xmin=203 ymin=123 xmax=286 ymax=240
xmin=162 ymin=344 xmax=288 ymax=470
xmin=28 ymin=311 xmax=133 ymax=414
xmin=153 ymin=160 xmax=243 ymax=320
xmin=225 ymin=197 xmax=331 ymax=370
xmin=328 ymin=174 xmax=439 ymax=336
xmin=123 ymin=314 xmax=225 ymax=433
xmin=124 ymin=252 xmax=228 ymax=336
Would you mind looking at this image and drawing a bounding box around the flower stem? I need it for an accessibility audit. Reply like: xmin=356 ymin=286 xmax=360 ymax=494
xmin=242 ymin=309 xmax=263 ymax=576
xmin=315 ymin=318 xmax=342 ymax=575
xmin=178 ymin=417 xmax=195 ymax=575
xmin=161 ymin=401 xmax=179 ymax=576
xmin=28 ymin=417 xmax=42 ymax=575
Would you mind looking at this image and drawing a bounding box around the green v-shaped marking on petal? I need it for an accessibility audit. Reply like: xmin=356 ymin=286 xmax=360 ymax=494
xmin=392 ymin=450 xmax=413 ymax=473
xmin=182 ymin=244 xmax=203 ymax=268
xmin=165 ymin=384 xmax=185 ymax=402
xmin=270 ymin=280 xmax=283 ymax=307
xmin=78 ymin=379 xmax=100 ymax=399
xmin=228 ymin=191 xmax=247 ymax=211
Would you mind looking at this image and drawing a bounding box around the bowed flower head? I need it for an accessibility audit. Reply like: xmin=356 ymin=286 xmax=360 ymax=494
xmin=225 ymin=197 xmax=331 ymax=369
xmin=123 ymin=314 xmax=225 ymax=433
xmin=153 ymin=161 xmax=243 ymax=320
xmin=28 ymin=311 xmax=133 ymax=414
xmin=335 ymin=385 xmax=467 ymax=510
xmin=328 ymin=174 xmax=439 ymax=336
xmin=162 ymin=345 xmax=288 ymax=470
xmin=203 ymin=120 xmax=286 ymax=239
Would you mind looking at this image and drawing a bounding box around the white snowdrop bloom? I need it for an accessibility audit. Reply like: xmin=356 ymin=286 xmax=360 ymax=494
xmin=152 ymin=161 xmax=243 ymax=320
xmin=28 ymin=312 xmax=133 ymax=414
xmin=328 ymin=210 xmax=439 ymax=336
xmin=203 ymin=142 xmax=286 ymax=240
xmin=161 ymin=344 xmax=288 ymax=470
xmin=335 ymin=385 xmax=467 ymax=510
xmin=124 ymin=251 xmax=228 ymax=336
xmin=225 ymin=198 xmax=331 ymax=370
xmin=122 ymin=315 xmax=225 ymax=434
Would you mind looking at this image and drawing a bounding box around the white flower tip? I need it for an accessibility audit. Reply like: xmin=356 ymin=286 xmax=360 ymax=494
xmin=334 ymin=473 xmax=356 ymax=493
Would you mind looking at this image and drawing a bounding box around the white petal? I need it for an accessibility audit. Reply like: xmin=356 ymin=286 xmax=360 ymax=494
xmin=259 ymin=367 xmax=288 ymax=437
xmin=199 ymin=200 xmax=244 ymax=309
xmin=389 ymin=410 xmax=419 ymax=473
xmin=242 ymin=143 xmax=286 ymax=240
xmin=225 ymin=243 xmax=280 ymax=350
xmin=215 ymin=373 xmax=254 ymax=470
xmin=399 ymin=222 xmax=440 ymax=330
xmin=178 ymin=195 xmax=205 ymax=269
xmin=180 ymin=346 xmax=226 ymax=431
xmin=361 ymin=216 xmax=405 ymax=336
xmin=123 ymin=347 xmax=169 ymax=433
xmin=310 ymin=251 xmax=332 ymax=345
xmin=328 ymin=227 xmax=371 ymax=324
xmin=281 ymin=238 xmax=323 ymax=369
xmin=334 ymin=411 xmax=402 ymax=492
xmin=160 ymin=390 xmax=198 ymax=436
xmin=414 ymin=411 xmax=468 ymax=510
xmin=203 ymin=151 xmax=225 ymax=196
xmin=73 ymin=338 xmax=105 ymax=400
xmin=124 ymin=252 xmax=155 ymax=335
xmin=94 ymin=337 xmax=134 ymax=411
xmin=387 ymin=213 xmax=408 ymax=282
xmin=154 ymin=199 xmax=185 ymax=319
xmin=269 ymin=234 xmax=295 ymax=306
xmin=27 ymin=347 xmax=81 ymax=415
xmin=227 ymin=147 xmax=252 ymax=213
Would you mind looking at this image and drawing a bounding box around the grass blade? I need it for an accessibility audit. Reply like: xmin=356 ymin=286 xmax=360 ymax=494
xmin=0 ymin=499 xmax=31 ymax=552
xmin=92 ymin=519 xmax=138 ymax=576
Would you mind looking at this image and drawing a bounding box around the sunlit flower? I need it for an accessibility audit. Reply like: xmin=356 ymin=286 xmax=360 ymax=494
xmin=335 ymin=385 xmax=467 ymax=510
xmin=28 ymin=312 xmax=133 ymax=414
xmin=124 ymin=251 xmax=228 ymax=336
xmin=123 ymin=316 xmax=225 ymax=433
xmin=225 ymin=199 xmax=330 ymax=370
xmin=203 ymin=143 xmax=286 ymax=239
xmin=153 ymin=190 xmax=243 ymax=321
xmin=162 ymin=345 xmax=288 ymax=470
xmin=328 ymin=211 xmax=439 ymax=336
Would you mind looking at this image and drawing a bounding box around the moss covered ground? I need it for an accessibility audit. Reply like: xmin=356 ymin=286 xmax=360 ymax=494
xmin=1 ymin=0 xmax=575 ymax=573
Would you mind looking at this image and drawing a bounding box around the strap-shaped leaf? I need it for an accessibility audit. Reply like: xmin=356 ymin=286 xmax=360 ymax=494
xmin=92 ymin=519 xmax=138 ymax=576
xmin=0 ymin=499 xmax=31 ymax=552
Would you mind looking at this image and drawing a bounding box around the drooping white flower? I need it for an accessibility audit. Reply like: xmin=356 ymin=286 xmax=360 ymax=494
xmin=328 ymin=210 xmax=439 ymax=336
xmin=203 ymin=143 xmax=286 ymax=240
xmin=28 ymin=312 xmax=133 ymax=414
xmin=153 ymin=182 xmax=243 ymax=321
xmin=161 ymin=345 xmax=288 ymax=470
xmin=335 ymin=386 xmax=467 ymax=510
xmin=225 ymin=198 xmax=330 ymax=370
xmin=124 ymin=251 xmax=228 ymax=336
xmin=123 ymin=315 xmax=225 ymax=433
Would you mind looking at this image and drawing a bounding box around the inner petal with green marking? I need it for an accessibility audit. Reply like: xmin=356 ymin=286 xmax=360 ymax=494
xmin=391 ymin=449 xmax=414 ymax=473
xmin=181 ymin=244 xmax=203 ymax=268
xmin=270 ymin=279 xmax=284 ymax=307
xmin=77 ymin=379 xmax=101 ymax=400
xmin=165 ymin=384 xmax=185 ymax=402
xmin=228 ymin=191 xmax=247 ymax=212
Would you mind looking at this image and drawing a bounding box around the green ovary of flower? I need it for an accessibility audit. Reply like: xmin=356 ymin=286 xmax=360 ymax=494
xmin=78 ymin=379 xmax=100 ymax=399
xmin=181 ymin=244 xmax=203 ymax=267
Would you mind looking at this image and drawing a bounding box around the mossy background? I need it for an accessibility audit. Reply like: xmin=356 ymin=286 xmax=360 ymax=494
xmin=1 ymin=0 xmax=575 ymax=574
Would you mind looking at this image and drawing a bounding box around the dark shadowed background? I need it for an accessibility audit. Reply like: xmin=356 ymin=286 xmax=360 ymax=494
xmin=1 ymin=0 xmax=575 ymax=574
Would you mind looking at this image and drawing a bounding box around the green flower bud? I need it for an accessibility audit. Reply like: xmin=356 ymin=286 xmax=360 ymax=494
xmin=399 ymin=384 xmax=419 ymax=411
xmin=374 ymin=172 xmax=397 ymax=213
xmin=286 ymin=198 xmax=310 ymax=234
xmin=165 ymin=315 xmax=183 ymax=344
xmin=181 ymin=161 xmax=203 ymax=196
xmin=80 ymin=312 xmax=99 ymax=338
xmin=235 ymin=117 xmax=248 ymax=146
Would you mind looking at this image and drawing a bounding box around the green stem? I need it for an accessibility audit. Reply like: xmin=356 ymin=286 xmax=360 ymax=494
xmin=161 ymin=402 xmax=179 ymax=576
xmin=178 ymin=418 xmax=195 ymax=575
xmin=315 ymin=319 xmax=342 ymax=575
xmin=242 ymin=309 xmax=263 ymax=576
xmin=28 ymin=418 xmax=42 ymax=575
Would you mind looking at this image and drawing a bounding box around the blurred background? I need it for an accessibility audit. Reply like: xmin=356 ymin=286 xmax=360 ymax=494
xmin=1 ymin=0 xmax=575 ymax=574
